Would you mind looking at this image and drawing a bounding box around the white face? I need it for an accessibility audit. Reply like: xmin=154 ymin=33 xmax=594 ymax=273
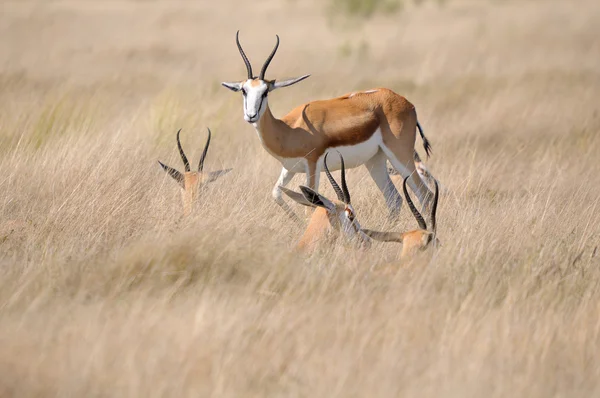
xmin=240 ymin=79 xmax=270 ymax=123
xmin=222 ymin=74 xmax=310 ymax=124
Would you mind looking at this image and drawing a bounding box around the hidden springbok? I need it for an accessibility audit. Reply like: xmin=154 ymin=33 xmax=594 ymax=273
xmin=158 ymin=129 xmax=231 ymax=216
xmin=363 ymin=175 xmax=440 ymax=259
xmin=222 ymin=32 xmax=435 ymax=218
xmin=281 ymin=152 xmax=371 ymax=252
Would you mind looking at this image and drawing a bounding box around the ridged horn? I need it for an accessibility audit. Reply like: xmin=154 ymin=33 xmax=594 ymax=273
xmin=338 ymin=151 xmax=350 ymax=204
xmin=259 ymin=35 xmax=279 ymax=80
xmin=323 ymin=152 xmax=344 ymax=202
xmin=198 ymin=128 xmax=211 ymax=172
xmin=176 ymin=129 xmax=190 ymax=172
xmin=430 ymin=179 xmax=439 ymax=234
xmin=236 ymin=31 xmax=253 ymax=79
xmin=403 ymin=176 xmax=427 ymax=230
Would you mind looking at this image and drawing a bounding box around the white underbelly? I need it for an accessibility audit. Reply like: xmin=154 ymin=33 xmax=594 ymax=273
xmin=319 ymin=129 xmax=382 ymax=171
xmin=278 ymin=156 xmax=308 ymax=173
xmin=274 ymin=129 xmax=382 ymax=173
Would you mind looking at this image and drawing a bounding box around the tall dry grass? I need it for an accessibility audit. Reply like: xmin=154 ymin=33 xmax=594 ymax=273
xmin=0 ymin=0 xmax=599 ymax=396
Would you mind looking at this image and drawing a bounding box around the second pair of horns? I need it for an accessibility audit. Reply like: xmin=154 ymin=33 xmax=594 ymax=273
xmin=236 ymin=31 xmax=279 ymax=81
xmin=324 ymin=152 xmax=351 ymax=205
xmin=176 ymin=128 xmax=211 ymax=172
xmin=403 ymin=175 xmax=439 ymax=233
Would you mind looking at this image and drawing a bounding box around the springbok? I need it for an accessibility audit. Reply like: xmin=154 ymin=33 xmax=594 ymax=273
xmin=221 ymin=32 xmax=435 ymax=219
xmin=389 ymin=152 xmax=435 ymax=191
xmin=158 ymin=129 xmax=231 ymax=216
xmin=280 ymin=152 xmax=371 ymax=252
xmin=363 ymin=175 xmax=439 ymax=259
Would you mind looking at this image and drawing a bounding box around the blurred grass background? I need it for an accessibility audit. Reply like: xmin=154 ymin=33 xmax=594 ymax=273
xmin=0 ymin=0 xmax=599 ymax=396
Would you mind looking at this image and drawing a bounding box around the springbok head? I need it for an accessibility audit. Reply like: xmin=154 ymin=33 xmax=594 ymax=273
xmin=280 ymin=152 xmax=371 ymax=249
xmin=221 ymin=31 xmax=310 ymax=123
xmin=363 ymin=176 xmax=440 ymax=259
xmin=158 ymin=129 xmax=231 ymax=216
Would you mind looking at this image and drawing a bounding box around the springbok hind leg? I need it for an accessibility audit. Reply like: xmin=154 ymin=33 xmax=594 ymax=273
xmin=381 ymin=145 xmax=433 ymax=215
xmin=365 ymin=150 xmax=403 ymax=218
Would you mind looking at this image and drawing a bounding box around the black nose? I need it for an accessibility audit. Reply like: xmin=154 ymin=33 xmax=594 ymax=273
xmin=247 ymin=113 xmax=257 ymax=119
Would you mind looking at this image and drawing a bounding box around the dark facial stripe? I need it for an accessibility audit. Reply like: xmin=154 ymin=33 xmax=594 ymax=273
xmin=256 ymin=95 xmax=265 ymax=118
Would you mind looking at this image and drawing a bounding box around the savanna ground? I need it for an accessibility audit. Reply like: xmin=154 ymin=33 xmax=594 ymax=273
xmin=1 ymin=0 xmax=599 ymax=396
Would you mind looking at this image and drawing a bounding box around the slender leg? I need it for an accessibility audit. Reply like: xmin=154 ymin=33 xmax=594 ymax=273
xmin=381 ymin=111 xmax=433 ymax=223
xmin=304 ymin=161 xmax=320 ymax=217
xmin=307 ymin=161 xmax=321 ymax=192
xmin=272 ymin=167 xmax=302 ymax=224
xmin=272 ymin=168 xmax=296 ymax=204
xmin=380 ymin=145 xmax=433 ymax=212
xmin=407 ymin=170 xmax=432 ymax=210
xmin=365 ymin=150 xmax=403 ymax=218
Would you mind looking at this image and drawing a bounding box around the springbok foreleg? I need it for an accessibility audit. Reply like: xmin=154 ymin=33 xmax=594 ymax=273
xmin=303 ymin=160 xmax=321 ymax=217
xmin=272 ymin=167 xmax=302 ymax=224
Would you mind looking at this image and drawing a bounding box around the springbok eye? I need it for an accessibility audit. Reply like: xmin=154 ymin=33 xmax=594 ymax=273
xmin=345 ymin=209 xmax=355 ymax=222
xmin=241 ymin=88 xmax=247 ymax=96
xmin=262 ymin=91 xmax=268 ymax=98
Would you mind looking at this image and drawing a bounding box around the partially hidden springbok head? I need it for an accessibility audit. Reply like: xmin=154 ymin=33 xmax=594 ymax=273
xmin=221 ymin=31 xmax=310 ymax=124
xmin=363 ymin=176 xmax=440 ymax=259
xmin=158 ymin=129 xmax=231 ymax=216
xmin=280 ymin=152 xmax=372 ymax=251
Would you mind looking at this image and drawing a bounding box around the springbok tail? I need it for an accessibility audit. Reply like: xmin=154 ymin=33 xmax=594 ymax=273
xmin=416 ymin=120 xmax=432 ymax=158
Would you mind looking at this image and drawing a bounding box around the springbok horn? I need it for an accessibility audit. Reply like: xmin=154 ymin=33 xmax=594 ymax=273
xmin=176 ymin=129 xmax=190 ymax=172
xmin=430 ymin=179 xmax=439 ymax=234
xmin=338 ymin=151 xmax=351 ymax=204
xmin=403 ymin=176 xmax=427 ymax=231
xmin=259 ymin=35 xmax=279 ymax=80
xmin=198 ymin=128 xmax=211 ymax=172
xmin=323 ymin=152 xmax=344 ymax=202
xmin=236 ymin=31 xmax=253 ymax=79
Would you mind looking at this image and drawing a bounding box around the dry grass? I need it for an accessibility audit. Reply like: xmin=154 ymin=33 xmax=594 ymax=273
xmin=1 ymin=0 xmax=600 ymax=396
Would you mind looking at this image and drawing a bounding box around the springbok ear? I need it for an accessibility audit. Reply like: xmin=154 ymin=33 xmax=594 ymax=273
xmin=207 ymin=168 xmax=232 ymax=183
xmin=158 ymin=161 xmax=184 ymax=188
xmin=270 ymin=74 xmax=311 ymax=91
xmin=361 ymin=229 xmax=404 ymax=243
xmin=280 ymin=187 xmax=316 ymax=208
xmin=221 ymin=82 xmax=243 ymax=92
xmin=299 ymin=186 xmax=336 ymax=211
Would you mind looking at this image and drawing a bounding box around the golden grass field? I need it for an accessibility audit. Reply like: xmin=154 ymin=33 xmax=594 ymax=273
xmin=1 ymin=0 xmax=599 ymax=396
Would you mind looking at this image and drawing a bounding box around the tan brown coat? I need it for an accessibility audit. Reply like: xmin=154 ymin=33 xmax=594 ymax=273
xmin=222 ymin=32 xmax=435 ymax=219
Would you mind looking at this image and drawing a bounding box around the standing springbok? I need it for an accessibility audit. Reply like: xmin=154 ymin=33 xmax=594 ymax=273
xmin=221 ymin=32 xmax=435 ymax=218
xmin=280 ymin=152 xmax=372 ymax=251
xmin=363 ymin=175 xmax=439 ymax=259
xmin=158 ymin=129 xmax=231 ymax=216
